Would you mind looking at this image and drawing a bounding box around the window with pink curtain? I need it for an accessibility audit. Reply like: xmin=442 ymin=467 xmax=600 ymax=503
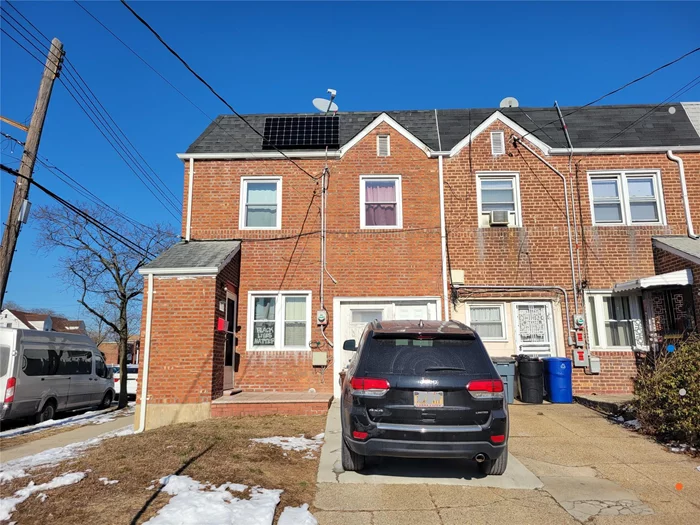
xmin=364 ymin=179 xmax=397 ymax=226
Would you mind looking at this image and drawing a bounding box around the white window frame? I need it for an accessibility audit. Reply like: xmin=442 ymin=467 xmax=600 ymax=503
xmin=247 ymin=291 xmax=312 ymax=351
xmin=491 ymin=131 xmax=505 ymax=156
xmin=239 ymin=176 xmax=282 ymax=230
xmin=377 ymin=134 xmax=391 ymax=157
xmin=588 ymin=170 xmax=665 ymax=226
xmin=476 ymin=172 xmax=522 ymax=227
xmin=466 ymin=303 xmax=507 ymax=341
xmin=360 ymin=175 xmax=403 ymax=229
xmin=585 ymin=291 xmax=645 ymax=351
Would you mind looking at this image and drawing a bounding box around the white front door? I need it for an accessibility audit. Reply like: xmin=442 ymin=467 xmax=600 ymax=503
xmin=513 ymin=302 xmax=555 ymax=358
xmin=224 ymin=293 xmax=237 ymax=391
xmin=340 ymin=304 xmax=391 ymax=371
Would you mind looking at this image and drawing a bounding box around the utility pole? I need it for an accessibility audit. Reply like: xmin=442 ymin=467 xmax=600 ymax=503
xmin=0 ymin=38 xmax=63 ymax=308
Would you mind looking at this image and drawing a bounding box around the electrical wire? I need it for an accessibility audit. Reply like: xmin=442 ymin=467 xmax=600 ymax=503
xmin=119 ymin=0 xmax=322 ymax=182
xmin=1 ymin=5 xmax=182 ymax=219
xmin=1 ymin=164 xmax=156 ymax=259
xmin=71 ymin=0 xmax=319 ymax=210
xmin=518 ymin=46 xmax=700 ymax=141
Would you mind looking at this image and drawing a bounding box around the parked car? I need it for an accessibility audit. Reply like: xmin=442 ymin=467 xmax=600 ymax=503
xmin=0 ymin=327 xmax=115 ymax=423
xmin=340 ymin=320 xmax=509 ymax=475
xmin=110 ymin=364 xmax=138 ymax=399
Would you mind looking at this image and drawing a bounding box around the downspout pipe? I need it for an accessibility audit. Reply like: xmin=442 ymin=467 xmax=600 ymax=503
xmin=513 ymin=137 xmax=579 ymax=317
xmin=136 ymin=273 xmax=154 ymax=433
xmin=454 ymin=284 xmax=573 ymax=339
xmin=667 ymin=150 xmax=698 ymax=239
xmin=185 ymin=158 xmax=194 ymax=241
xmin=438 ymin=155 xmax=450 ymax=321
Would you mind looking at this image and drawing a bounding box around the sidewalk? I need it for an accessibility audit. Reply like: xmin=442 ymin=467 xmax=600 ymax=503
xmin=0 ymin=414 xmax=134 ymax=463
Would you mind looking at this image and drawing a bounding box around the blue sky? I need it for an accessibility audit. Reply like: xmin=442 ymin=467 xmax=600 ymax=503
xmin=1 ymin=1 xmax=699 ymax=322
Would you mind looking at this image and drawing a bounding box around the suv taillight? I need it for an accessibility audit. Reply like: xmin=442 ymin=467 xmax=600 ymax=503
xmin=4 ymin=377 xmax=16 ymax=403
xmin=350 ymin=377 xmax=390 ymax=397
xmin=467 ymin=379 xmax=504 ymax=399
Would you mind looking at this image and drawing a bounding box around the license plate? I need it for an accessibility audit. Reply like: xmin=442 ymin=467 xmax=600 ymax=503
xmin=414 ymin=391 xmax=444 ymax=408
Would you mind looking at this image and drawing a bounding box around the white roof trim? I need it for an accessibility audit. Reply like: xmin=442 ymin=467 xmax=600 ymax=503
xmin=177 ymin=151 xmax=340 ymax=160
xmin=613 ymin=269 xmax=693 ymax=293
xmin=549 ymin=145 xmax=700 ymax=155
xmin=338 ymin=113 xmax=432 ymax=158
xmin=652 ymin=238 xmax=700 ymax=265
xmin=449 ymin=111 xmax=551 ymax=157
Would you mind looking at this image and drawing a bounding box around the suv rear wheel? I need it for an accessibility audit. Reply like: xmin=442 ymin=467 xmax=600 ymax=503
xmin=341 ymin=437 xmax=365 ymax=472
xmin=478 ymin=445 xmax=508 ymax=476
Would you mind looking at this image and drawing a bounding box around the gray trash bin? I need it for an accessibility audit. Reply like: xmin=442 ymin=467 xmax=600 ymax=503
xmin=492 ymin=357 xmax=516 ymax=404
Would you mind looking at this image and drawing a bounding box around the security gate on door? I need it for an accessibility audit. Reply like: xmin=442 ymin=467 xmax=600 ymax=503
xmin=513 ymin=302 xmax=555 ymax=358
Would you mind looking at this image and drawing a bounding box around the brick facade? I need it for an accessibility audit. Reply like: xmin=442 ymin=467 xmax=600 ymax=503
xmin=139 ymin=111 xmax=700 ymax=424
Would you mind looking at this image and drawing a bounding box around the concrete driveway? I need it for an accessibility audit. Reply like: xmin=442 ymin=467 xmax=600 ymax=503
xmin=315 ymin=402 xmax=699 ymax=524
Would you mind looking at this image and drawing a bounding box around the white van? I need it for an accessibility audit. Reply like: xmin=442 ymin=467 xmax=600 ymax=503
xmin=0 ymin=327 xmax=115 ymax=423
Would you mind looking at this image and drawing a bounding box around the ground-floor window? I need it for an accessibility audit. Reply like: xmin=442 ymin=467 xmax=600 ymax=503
xmin=466 ymin=304 xmax=506 ymax=340
xmin=248 ymin=291 xmax=312 ymax=350
xmin=586 ymin=292 xmax=645 ymax=350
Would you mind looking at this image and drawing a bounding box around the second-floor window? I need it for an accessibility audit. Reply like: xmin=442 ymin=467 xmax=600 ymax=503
xmin=589 ymin=171 xmax=663 ymax=226
xmin=477 ymin=172 xmax=521 ymax=227
xmin=360 ymin=176 xmax=403 ymax=229
xmin=239 ymin=177 xmax=282 ymax=230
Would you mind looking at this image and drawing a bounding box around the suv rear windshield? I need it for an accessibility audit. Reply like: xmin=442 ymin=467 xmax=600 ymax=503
xmin=360 ymin=335 xmax=492 ymax=376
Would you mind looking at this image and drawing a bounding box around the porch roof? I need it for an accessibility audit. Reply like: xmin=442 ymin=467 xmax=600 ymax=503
xmin=139 ymin=240 xmax=241 ymax=275
xmin=653 ymin=235 xmax=700 ymax=265
xmin=613 ymin=269 xmax=693 ymax=293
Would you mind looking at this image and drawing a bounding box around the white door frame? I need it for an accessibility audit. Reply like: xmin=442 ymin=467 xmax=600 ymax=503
xmin=512 ymin=301 xmax=556 ymax=357
xmin=332 ymin=296 xmax=441 ymax=397
xmin=224 ymin=291 xmax=237 ymax=390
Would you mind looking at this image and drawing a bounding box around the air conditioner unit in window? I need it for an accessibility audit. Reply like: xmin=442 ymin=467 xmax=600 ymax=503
xmin=489 ymin=210 xmax=510 ymax=226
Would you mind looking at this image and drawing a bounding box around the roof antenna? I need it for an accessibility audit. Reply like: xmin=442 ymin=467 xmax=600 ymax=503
xmin=313 ymin=89 xmax=339 ymax=115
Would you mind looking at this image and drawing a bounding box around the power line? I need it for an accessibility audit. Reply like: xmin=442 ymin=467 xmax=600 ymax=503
xmin=1 ymin=164 xmax=155 ymax=259
xmin=0 ymin=12 xmax=182 ymax=220
xmin=73 ymin=0 xmax=320 ymax=211
xmin=519 ymin=46 xmax=700 ymax=141
xmin=119 ymin=0 xmax=322 ymax=182
xmin=580 ymin=74 xmax=700 ymax=158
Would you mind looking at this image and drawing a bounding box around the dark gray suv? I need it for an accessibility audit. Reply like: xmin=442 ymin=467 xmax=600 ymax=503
xmin=340 ymin=320 xmax=509 ymax=475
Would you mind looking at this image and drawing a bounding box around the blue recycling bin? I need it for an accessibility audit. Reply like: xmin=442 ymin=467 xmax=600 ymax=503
xmin=543 ymin=357 xmax=573 ymax=403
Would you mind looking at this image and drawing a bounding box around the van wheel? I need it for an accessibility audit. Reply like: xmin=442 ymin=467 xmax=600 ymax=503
xmin=35 ymin=401 xmax=56 ymax=424
xmin=100 ymin=391 xmax=113 ymax=409
xmin=478 ymin=446 xmax=508 ymax=476
xmin=341 ymin=437 xmax=365 ymax=472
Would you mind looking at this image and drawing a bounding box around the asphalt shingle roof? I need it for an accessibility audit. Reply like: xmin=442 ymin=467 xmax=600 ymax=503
xmin=141 ymin=240 xmax=241 ymax=271
xmin=186 ymin=103 xmax=700 ymax=154
xmin=653 ymin=235 xmax=700 ymax=262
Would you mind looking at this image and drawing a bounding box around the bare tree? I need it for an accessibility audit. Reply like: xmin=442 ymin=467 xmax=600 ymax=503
xmin=34 ymin=204 xmax=175 ymax=408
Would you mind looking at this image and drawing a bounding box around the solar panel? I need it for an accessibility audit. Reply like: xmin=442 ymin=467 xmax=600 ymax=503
xmin=262 ymin=116 xmax=339 ymax=150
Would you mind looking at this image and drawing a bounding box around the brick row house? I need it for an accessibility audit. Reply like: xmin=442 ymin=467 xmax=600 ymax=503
xmin=135 ymin=102 xmax=700 ymax=430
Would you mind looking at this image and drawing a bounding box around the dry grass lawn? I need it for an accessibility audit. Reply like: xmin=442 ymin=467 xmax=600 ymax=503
xmin=0 ymin=414 xmax=325 ymax=524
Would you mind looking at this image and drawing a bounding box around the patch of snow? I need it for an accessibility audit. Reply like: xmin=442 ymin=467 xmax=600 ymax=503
xmin=696 ymin=466 xmax=700 ymax=472
xmin=0 ymin=469 xmax=27 ymax=484
xmin=0 ymin=406 xmax=131 ymax=439
xmin=250 ymin=435 xmax=324 ymax=453
xmin=159 ymin=475 xmax=206 ymax=495
xmin=213 ymin=482 xmax=247 ymax=493
xmin=36 ymin=493 xmax=47 ymax=502
xmin=0 ymin=425 xmax=133 ymax=475
xmin=623 ymin=419 xmax=641 ymax=430
xmin=279 ymin=504 xmax=317 ymax=525
xmin=99 ymin=477 xmax=119 ymax=485
xmin=145 ymin=476 xmax=281 ymax=525
xmin=146 ymin=485 xmax=155 ymax=490
xmin=0 ymin=472 xmax=85 ymax=521
xmin=313 ymin=433 xmax=325 ymax=440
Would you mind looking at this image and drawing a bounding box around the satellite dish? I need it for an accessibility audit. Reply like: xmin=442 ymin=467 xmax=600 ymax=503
xmin=313 ymin=97 xmax=339 ymax=113
xmin=499 ymin=97 xmax=519 ymax=108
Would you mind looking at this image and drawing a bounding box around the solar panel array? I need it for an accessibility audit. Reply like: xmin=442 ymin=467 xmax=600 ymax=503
xmin=262 ymin=116 xmax=339 ymax=150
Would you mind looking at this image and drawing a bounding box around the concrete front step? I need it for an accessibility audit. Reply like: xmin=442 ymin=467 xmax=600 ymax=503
xmin=574 ymin=393 xmax=634 ymax=415
xmin=211 ymin=391 xmax=333 ymax=417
